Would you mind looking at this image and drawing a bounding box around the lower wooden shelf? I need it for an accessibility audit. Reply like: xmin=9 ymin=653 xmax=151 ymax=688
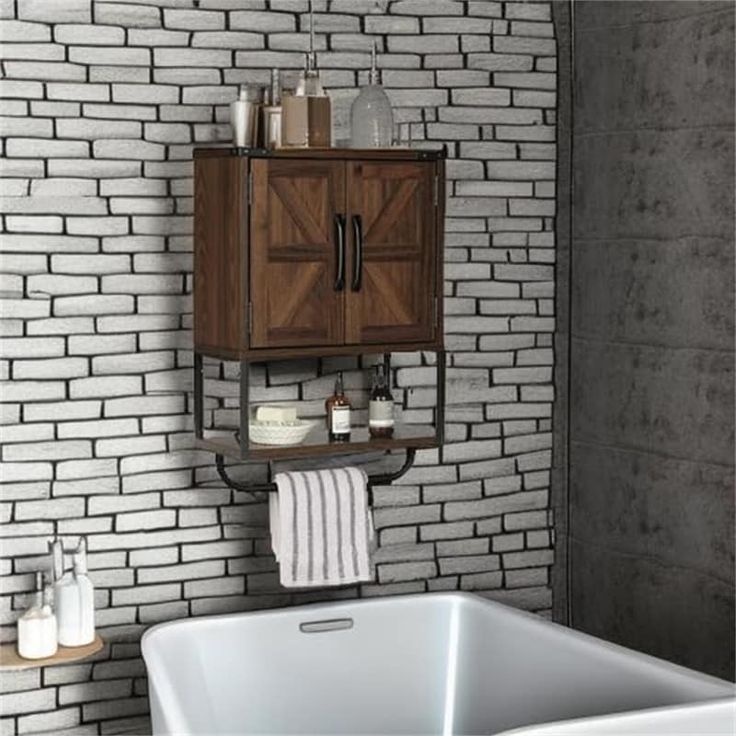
xmin=0 ymin=634 xmax=104 ymax=671
xmin=197 ymin=424 xmax=438 ymax=461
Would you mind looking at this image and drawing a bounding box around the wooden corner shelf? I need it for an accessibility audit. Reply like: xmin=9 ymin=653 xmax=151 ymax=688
xmin=0 ymin=634 xmax=104 ymax=671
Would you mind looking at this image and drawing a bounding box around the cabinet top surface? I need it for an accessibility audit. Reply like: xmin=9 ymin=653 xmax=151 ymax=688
xmin=193 ymin=146 xmax=446 ymax=161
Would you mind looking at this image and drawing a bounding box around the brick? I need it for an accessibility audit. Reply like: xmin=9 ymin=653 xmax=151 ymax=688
xmin=0 ymin=19 xmax=51 ymax=40
xmin=69 ymin=47 xmax=151 ymax=66
xmin=443 ymin=439 xmax=502 ymax=464
xmin=18 ymin=0 xmax=90 ymax=22
xmin=0 ymin=462 xmax=53 ymax=482
xmin=231 ymin=11 xmax=295 ymax=31
xmin=96 ymin=434 xmax=165 ymax=457
xmin=439 ymin=554 xmax=500 ymax=575
xmin=138 ymin=560 xmax=224 ymax=584
xmin=17 ymin=708 xmax=82 ymax=734
xmin=0 ymin=116 xmax=53 ymax=139
xmin=68 ymin=334 xmax=136 ymax=356
xmin=58 ymin=418 xmax=138 ymax=439
xmin=154 ymin=48 xmax=231 ymax=67
xmin=4 ymin=440 xmax=90 ymax=462
xmin=495 ymin=71 xmax=556 ymax=89
xmin=57 ymin=118 xmax=141 ymax=140
xmin=445 ymin=317 xmax=508 ymax=334
xmin=54 ymin=23 xmax=124 ymax=45
xmin=441 ymin=106 xmax=542 ymax=125
xmin=6 ymin=138 xmax=89 ymax=159
xmin=0 ymin=380 xmax=66 ymax=402
xmin=128 ymin=28 xmax=189 ymax=46
xmin=51 ymin=254 xmax=130 ymax=274
xmin=0 ymin=80 xmax=43 ymax=99
xmin=112 ymin=84 xmax=178 ymax=104
xmin=420 ymin=521 xmax=474 ymax=541
xmin=487 ymin=402 xmax=551 ymax=420
xmin=392 ymin=0 xmax=463 ymax=14
xmin=13 ymin=357 xmax=88 ymax=380
xmin=494 ymin=368 xmax=552 ymax=385
xmin=59 ymin=679 xmax=131 ymax=706
xmin=388 ymin=35 xmax=458 ymax=54
xmin=513 ymin=88 xmax=556 ymax=108
xmin=4 ymin=60 xmax=87 ymax=81
xmin=484 ymin=475 xmax=523 ymax=495
xmin=55 ymin=457 xmax=116 ymax=481
xmin=117 ymin=509 xmax=176 ymax=532
xmin=69 ymin=376 xmax=141 ymax=399
xmin=511 ymin=20 xmax=554 ymax=37
xmin=0 ymin=687 xmax=56 ymax=716
xmin=445 ymin=490 xmax=548 ymax=522
xmin=101 ymin=274 xmax=182 ymax=294
xmin=2 ymin=42 xmax=66 ymax=61
xmin=54 ymin=295 xmax=134 ymax=316
xmin=451 ymin=88 xmax=511 ymax=106
xmin=468 ymin=53 xmax=533 ymax=71
xmin=378 ymin=561 xmax=436 ymax=583
xmin=163 ymin=8 xmax=224 ymax=29
xmin=15 ymin=497 xmax=85 ymax=521
xmin=92 ymin=139 xmax=165 ymax=161
xmin=95 ymin=3 xmax=160 ymax=27
xmin=364 ymin=16 xmax=418 ymax=33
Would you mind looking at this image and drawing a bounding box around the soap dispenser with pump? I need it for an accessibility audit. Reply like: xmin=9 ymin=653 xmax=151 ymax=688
xmin=281 ymin=0 xmax=331 ymax=148
xmin=55 ymin=537 xmax=95 ymax=647
xmin=351 ymin=41 xmax=394 ymax=148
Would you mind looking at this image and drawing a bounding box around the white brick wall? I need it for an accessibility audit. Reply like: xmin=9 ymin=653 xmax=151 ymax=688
xmin=0 ymin=1 xmax=557 ymax=733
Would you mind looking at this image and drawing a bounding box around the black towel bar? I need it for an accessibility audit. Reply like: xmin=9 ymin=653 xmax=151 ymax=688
xmin=214 ymin=448 xmax=417 ymax=501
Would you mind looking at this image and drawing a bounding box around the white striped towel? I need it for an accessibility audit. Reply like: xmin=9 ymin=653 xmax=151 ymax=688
xmin=270 ymin=466 xmax=375 ymax=588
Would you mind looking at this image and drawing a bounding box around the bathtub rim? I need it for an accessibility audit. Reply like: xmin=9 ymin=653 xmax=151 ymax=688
xmin=141 ymin=590 xmax=735 ymax=693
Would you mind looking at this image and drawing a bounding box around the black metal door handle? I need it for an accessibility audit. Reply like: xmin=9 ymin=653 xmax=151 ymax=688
xmin=334 ymin=213 xmax=346 ymax=291
xmin=351 ymin=214 xmax=363 ymax=291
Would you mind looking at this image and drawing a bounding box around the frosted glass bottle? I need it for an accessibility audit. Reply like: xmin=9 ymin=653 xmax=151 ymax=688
xmin=351 ymin=45 xmax=393 ymax=148
xmin=17 ymin=572 xmax=57 ymax=660
xmin=55 ymin=538 xmax=95 ymax=647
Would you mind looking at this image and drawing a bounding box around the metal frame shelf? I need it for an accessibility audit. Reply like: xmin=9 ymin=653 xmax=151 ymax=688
xmin=193 ymin=350 xmax=446 ymax=494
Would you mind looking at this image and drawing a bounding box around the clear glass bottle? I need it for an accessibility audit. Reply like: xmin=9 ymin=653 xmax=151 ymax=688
xmin=325 ymin=372 xmax=351 ymax=442
xmin=351 ymin=42 xmax=393 ymax=148
xmin=261 ymin=69 xmax=282 ymax=149
xmin=297 ymin=52 xmax=324 ymax=97
xmin=369 ymin=364 xmax=394 ymax=438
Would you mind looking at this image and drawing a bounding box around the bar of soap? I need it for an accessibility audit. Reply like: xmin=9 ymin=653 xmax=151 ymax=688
xmin=255 ymin=405 xmax=297 ymax=423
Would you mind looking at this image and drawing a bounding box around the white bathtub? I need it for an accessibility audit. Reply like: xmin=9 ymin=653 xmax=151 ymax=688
xmin=141 ymin=592 xmax=734 ymax=735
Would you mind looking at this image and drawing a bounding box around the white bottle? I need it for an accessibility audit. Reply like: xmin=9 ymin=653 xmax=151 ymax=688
xmin=56 ymin=538 xmax=95 ymax=647
xmin=18 ymin=572 xmax=58 ymax=660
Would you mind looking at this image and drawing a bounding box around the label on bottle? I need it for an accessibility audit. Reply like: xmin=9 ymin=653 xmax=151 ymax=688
xmin=330 ymin=405 xmax=351 ymax=435
xmin=369 ymin=400 xmax=394 ymax=428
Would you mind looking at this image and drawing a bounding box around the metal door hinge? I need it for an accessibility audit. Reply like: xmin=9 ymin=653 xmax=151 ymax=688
xmin=247 ymin=302 xmax=253 ymax=335
xmin=247 ymin=170 xmax=253 ymax=206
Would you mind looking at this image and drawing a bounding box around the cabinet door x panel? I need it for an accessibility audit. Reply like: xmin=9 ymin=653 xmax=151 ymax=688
xmin=250 ymin=159 xmax=345 ymax=349
xmin=346 ymin=161 xmax=436 ymax=345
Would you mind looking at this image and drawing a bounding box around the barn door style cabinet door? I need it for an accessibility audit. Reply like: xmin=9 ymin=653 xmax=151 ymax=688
xmin=193 ymin=148 xmax=445 ymax=461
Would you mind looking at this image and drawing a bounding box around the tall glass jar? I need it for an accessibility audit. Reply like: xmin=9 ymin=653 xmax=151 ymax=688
xmin=350 ymin=44 xmax=393 ymax=148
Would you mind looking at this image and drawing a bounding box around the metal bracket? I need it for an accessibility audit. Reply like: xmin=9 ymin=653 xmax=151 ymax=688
xmin=214 ymin=448 xmax=417 ymax=504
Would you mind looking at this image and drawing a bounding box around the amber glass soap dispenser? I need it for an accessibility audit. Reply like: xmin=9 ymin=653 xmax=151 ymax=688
xmin=325 ymin=372 xmax=351 ymax=442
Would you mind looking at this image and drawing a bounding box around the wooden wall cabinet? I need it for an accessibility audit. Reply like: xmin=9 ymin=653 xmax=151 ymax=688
xmin=193 ymin=148 xmax=445 ymax=462
xmin=193 ymin=148 xmax=445 ymax=360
